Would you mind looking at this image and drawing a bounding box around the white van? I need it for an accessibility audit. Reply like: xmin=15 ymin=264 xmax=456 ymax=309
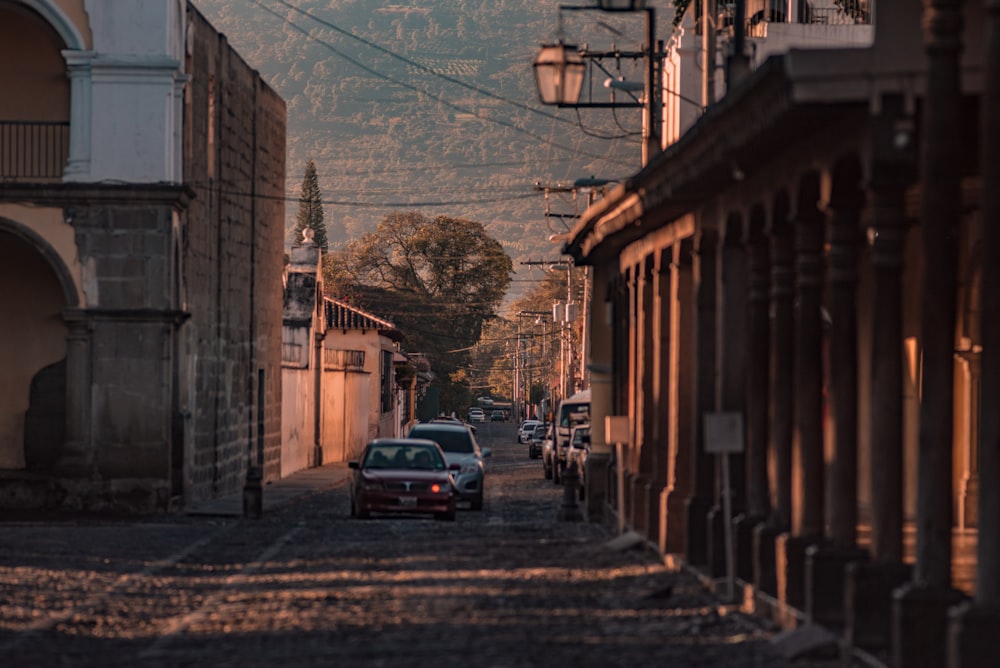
xmin=553 ymin=388 xmax=590 ymax=483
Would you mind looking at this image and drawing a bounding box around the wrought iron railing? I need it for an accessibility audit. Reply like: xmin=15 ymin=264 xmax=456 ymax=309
xmin=0 ymin=120 xmax=69 ymax=181
xmin=725 ymin=0 xmax=873 ymax=35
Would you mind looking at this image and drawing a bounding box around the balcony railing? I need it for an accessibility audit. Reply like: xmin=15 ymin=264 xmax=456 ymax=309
xmin=0 ymin=121 xmax=69 ymax=181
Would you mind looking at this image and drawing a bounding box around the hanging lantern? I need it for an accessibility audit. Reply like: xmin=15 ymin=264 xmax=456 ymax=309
xmin=532 ymin=42 xmax=585 ymax=106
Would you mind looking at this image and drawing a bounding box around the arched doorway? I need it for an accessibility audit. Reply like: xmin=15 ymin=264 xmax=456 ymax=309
xmin=0 ymin=2 xmax=73 ymax=181
xmin=0 ymin=228 xmax=69 ymax=469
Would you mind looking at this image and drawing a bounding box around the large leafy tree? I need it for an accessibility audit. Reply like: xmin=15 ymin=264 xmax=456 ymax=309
xmin=335 ymin=211 xmax=513 ymax=412
xmin=291 ymin=159 xmax=328 ymax=251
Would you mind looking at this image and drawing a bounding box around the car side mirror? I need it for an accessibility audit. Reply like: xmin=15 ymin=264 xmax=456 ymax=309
xmin=449 ymin=462 xmax=461 ymax=471
xmin=482 ymin=447 xmax=492 ymax=458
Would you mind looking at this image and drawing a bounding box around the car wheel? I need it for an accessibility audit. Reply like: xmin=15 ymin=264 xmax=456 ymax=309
xmin=470 ymin=493 xmax=484 ymax=511
xmin=436 ymin=509 xmax=456 ymax=521
xmin=356 ymin=503 xmax=370 ymax=519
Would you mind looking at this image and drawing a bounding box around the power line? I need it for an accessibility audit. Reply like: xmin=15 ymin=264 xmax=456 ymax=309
xmin=189 ymin=181 xmax=539 ymax=208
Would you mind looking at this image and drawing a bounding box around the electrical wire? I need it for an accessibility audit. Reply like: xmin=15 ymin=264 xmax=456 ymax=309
xmin=249 ymin=0 xmax=634 ymax=168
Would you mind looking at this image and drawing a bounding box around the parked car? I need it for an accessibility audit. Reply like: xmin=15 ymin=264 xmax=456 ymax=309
xmin=566 ymin=424 xmax=591 ymax=499
xmin=407 ymin=422 xmax=491 ymax=510
xmin=490 ymin=409 xmax=505 ymax=422
xmin=518 ymin=420 xmax=540 ymax=444
xmin=348 ymin=438 xmax=458 ymax=521
xmin=528 ymin=422 xmax=549 ymax=459
xmin=541 ymin=425 xmax=557 ymax=480
xmin=553 ymin=389 xmax=591 ymax=484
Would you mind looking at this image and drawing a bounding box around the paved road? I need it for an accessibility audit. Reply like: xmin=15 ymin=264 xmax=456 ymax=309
xmin=0 ymin=422 xmax=857 ymax=667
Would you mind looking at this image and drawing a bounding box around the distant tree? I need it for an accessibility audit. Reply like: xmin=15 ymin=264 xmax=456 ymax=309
xmin=291 ymin=160 xmax=328 ymax=251
xmin=340 ymin=211 xmax=514 ymax=412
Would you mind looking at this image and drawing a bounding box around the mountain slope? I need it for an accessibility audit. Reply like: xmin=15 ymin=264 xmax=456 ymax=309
xmin=193 ymin=0 xmax=663 ymax=300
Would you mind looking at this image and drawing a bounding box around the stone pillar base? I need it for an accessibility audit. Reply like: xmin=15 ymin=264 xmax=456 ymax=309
xmin=753 ymin=522 xmax=782 ymax=596
xmin=623 ymin=471 xmax=636 ymax=530
xmin=647 ymin=480 xmax=663 ymax=545
xmin=631 ymin=474 xmax=650 ymax=537
xmin=663 ymin=487 xmax=689 ymax=555
xmin=584 ymin=452 xmax=611 ymax=526
xmin=948 ymin=600 xmax=1000 ymax=668
xmin=776 ymin=532 xmax=823 ymax=613
xmin=685 ymin=495 xmax=713 ymax=567
xmin=734 ymin=514 xmax=766 ymax=583
xmin=893 ymin=583 xmax=968 ymax=668
xmin=958 ymin=473 xmax=979 ymax=529
xmin=844 ymin=560 xmax=911 ymax=654
xmin=805 ymin=544 xmax=868 ymax=630
xmin=706 ymin=505 xmax=727 ymax=578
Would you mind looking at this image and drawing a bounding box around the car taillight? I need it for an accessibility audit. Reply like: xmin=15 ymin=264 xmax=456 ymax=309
xmin=431 ymin=483 xmax=442 ymax=493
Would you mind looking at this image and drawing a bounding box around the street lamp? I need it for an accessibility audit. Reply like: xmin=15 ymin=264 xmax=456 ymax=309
xmin=533 ymin=42 xmax=586 ymax=106
xmin=531 ymin=3 xmax=660 ymax=165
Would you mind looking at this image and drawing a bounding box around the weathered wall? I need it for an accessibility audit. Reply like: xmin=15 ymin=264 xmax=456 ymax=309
xmin=183 ymin=7 xmax=286 ymax=504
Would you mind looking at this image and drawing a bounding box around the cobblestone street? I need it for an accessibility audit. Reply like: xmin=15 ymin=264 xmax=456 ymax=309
xmin=1 ymin=423 xmax=859 ymax=667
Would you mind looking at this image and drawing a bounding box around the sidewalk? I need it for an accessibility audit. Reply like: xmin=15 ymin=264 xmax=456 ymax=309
xmin=186 ymin=462 xmax=352 ymax=517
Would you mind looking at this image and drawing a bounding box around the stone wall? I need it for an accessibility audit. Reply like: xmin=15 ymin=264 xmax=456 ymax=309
xmin=183 ymin=7 xmax=286 ymax=504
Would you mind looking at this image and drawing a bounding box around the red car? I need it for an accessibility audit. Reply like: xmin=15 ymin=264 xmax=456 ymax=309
xmin=349 ymin=438 xmax=459 ymax=521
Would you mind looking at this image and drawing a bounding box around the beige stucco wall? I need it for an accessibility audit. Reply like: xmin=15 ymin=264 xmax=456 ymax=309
xmin=319 ymin=328 xmax=396 ymax=463
xmin=281 ymin=365 xmax=315 ymax=477
xmin=0 ymin=204 xmax=87 ymax=304
xmin=52 ymin=0 xmax=91 ymax=47
xmin=0 ymin=3 xmax=70 ymax=120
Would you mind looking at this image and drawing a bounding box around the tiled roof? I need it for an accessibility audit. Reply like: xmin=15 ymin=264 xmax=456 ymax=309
xmin=323 ymin=297 xmax=403 ymax=341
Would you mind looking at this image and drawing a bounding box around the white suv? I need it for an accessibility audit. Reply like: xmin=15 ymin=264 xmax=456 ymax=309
xmin=518 ymin=420 xmax=540 ymax=443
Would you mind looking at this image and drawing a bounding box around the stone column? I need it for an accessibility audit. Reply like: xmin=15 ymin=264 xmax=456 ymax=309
xmin=845 ymin=94 xmax=914 ymax=656
xmin=665 ymin=240 xmax=694 ymax=555
xmin=895 ymin=1 xmax=971 ymax=664
xmin=754 ymin=210 xmax=794 ymax=598
xmin=632 ymin=256 xmax=657 ymax=539
xmin=806 ymin=161 xmax=869 ymax=631
xmin=584 ymin=263 xmax=615 ymax=525
xmin=627 ymin=262 xmax=647 ymax=534
xmin=719 ymin=215 xmax=748 ymax=516
xmin=56 ymin=311 xmax=93 ymax=476
xmin=707 ymin=216 xmax=748 ymax=579
xmin=651 ymin=249 xmax=672 ymax=552
xmin=949 ymin=4 xmax=1000 ymax=662
xmin=776 ymin=176 xmax=826 ymax=613
xmin=685 ymin=228 xmax=719 ymax=567
xmin=736 ymin=216 xmax=770 ymax=584
xmin=62 ymin=50 xmax=95 ymax=180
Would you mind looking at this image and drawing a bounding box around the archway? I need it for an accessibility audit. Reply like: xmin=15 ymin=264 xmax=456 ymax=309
xmin=0 ymin=228 xmax=69 ymax=469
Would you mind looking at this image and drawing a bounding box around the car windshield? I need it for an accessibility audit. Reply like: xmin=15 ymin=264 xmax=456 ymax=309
xmin=559 ymin=403 xmax=590 ymax=428
xmin=408 ymin=427 xmax=474 ymax=454
xmin=533 ymin=425 xmax=547 ymax=437
xmin=364 ymin=444 xmax=445 ymax=470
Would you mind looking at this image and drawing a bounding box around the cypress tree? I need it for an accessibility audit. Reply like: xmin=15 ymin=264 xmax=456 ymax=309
xmin=291 ymin=159 xmax=328 ymax=251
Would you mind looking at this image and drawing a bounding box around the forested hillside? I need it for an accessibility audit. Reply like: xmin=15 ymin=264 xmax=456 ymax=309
xmin=193 ymin=0 xmax=671 ymax=299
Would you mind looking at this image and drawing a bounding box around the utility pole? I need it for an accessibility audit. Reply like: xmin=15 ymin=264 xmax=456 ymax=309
xmin=702 ymin=0 xmax=716 ymax=108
